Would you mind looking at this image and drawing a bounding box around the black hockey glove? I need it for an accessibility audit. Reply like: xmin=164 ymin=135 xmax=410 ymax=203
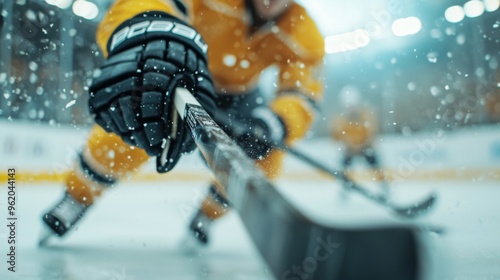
xmin=88 ymin=12 xmax=216 ymax=172
xmin=232 ymin=107 xmax=287 ymax=160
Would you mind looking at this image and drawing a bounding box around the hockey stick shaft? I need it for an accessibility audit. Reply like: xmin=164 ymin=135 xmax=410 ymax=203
xmin=276 ymin=143 xmax=436 ymax=218
xmin=173 ymin=88 xmax=433 ymax=279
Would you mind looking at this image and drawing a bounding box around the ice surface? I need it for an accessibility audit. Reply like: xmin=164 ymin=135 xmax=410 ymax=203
xmin=0 ymin=183 xmax=273 ymax=280
xmin=0 ymin=178 xmax=499 ymax=280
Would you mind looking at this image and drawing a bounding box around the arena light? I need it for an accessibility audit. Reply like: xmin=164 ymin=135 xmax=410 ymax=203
xmin=72 ymin=0 xmax=99 ymax=20
xmin=444 ymin=6 xmax=465 ymax=23
xmin=464 ymin=0 xmax=485 ymax=17
xmin=324 ymin=29 xmax=370 ymax=54
xmin=45 ymin=0 xmax=73 ymax=9
xmin=483 ymin=0 xmax=500 ymax=12
xmin=391 ymin=17 xmax=422 ymax=37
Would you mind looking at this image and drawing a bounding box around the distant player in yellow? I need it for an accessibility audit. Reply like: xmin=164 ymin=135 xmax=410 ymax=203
xmin=40 ymin=0 xmax=325 ymax=245
xmin=331 ymin=89 xmax=388 ymax=196
xmin=486 ymin=70 xmax=500 ymax=122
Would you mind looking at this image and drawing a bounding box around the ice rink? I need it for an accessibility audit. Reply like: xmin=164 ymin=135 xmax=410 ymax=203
xmin=1 ymin=0 xmax=499 ymax=279
xmin=0 ymin=122 xmax=499 ymax=280
xmin=0 ymin=178 xmax=499 ymax=280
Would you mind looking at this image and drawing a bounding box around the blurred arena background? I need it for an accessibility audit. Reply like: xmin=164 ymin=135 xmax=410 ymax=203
xmin=0 ymin=0 xmax=499 ymax=181
xmin=1 ymin=0 xmax=499 ymax=130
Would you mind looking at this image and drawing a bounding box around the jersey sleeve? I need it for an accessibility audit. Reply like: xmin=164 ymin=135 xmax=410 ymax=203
xmin=96 ymin=0 xmax=194 ymax=57
xmin=270 ymin=4 xmax=325 ymax=142
xmin=276 ymin=4 xmax=325 ymax=103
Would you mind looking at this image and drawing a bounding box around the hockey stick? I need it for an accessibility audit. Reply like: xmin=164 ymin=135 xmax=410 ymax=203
xmin=173 ymin=88 xmax=434 ymax=280
xmin=276 ymin=143 xmax=437 ymax=218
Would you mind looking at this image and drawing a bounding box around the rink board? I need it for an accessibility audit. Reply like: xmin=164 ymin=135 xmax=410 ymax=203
xmin=0 ymin=120 xmax=499 ymax=183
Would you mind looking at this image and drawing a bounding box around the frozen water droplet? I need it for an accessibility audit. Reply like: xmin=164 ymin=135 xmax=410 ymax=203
xmin=427 ymin=52 xmax=438 ymax=63
xmin=456 ymin=34 xmax=466 ymax=45
xmin=430 ymin=86 xmax=441 ymax=96
xmin=65 ymin=100 xmax=76 ymax=108
xmin=29 ymin=61 xmax=38 ymax=71
xmin=239 ymin=59 xmax=250 ymax=69
xmin=223 ymin=54 xmax=236 ymax=67
xmin=475 ymin=67 xmax=485 ymax=77
xmin=407 ymin=82 xmax=416 ymax=91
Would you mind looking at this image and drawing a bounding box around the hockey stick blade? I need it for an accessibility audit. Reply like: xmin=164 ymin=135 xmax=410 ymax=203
xmin=173 ymin=88 xmax=436 ymax=280
xmin=282 ymin=144 xmax=437 ymax=219
xmin=392 ymin=193 xmax=437 ymax=218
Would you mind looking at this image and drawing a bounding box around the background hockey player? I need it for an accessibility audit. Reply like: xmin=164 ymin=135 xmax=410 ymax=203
xmin=331 ymin=88 xmax=389 ymax=197
xmin=40 ymin=0 xmax=325 ymax=245
xmin=486 ymin=69 xmax=500 ymax=122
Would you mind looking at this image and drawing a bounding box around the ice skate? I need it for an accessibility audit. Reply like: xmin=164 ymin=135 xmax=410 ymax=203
xmin=39 ymin=192 xmax=89 ymax=246
xmin=188 ymin=209 xmax=213 ymax=245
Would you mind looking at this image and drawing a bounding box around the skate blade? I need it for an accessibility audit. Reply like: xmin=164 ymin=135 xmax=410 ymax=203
xmin=38 ymin=227 xmax=56 ymax=247
xmin=178 ymin=234 xmax=208 ymax=254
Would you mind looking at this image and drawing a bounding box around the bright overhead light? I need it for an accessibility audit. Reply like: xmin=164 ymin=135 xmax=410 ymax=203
xmin=444 ymin=6 xmax=465 ymax=23
xmin=45 ymin=0 xmax=72 ymax=9
xmin=483 ymin=0 xmax=500 ymax=12
xmin=391 ymin=17 xmax=422 ymax=37
xmin=72 ymin=0 xmax=99 ymax=20
xmin=324 ymin=29 xmax=370 ymax=54
xmin=464 ymin=0 xmax=485 ymax=17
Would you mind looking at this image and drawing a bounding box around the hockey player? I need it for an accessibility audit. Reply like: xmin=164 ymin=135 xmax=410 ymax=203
xmin=40 ymin=0 xmax=325 ymax=245
xmin=486 ymin=70 xmax=500 ymax=122
xmin=331 ymin=92 xmax=388 ymax=197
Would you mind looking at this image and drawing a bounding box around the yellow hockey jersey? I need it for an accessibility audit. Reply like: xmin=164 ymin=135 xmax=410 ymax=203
xmin=332 ymin=107 xmax=378 ymax=153
xmin=96 ymin=0 xmax=325 ymax=142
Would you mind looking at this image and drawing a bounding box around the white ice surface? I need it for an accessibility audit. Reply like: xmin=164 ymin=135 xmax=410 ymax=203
xmin=0 ymin=179 xmax=499 ymax=280
xmin=0 ymin=183 xmax=272 ymax=280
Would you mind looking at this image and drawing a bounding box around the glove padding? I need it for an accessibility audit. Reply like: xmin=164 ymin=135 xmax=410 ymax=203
xmin=232 ymin=106 xmax=287 ymax=160
xmin=88 ymin=13 xmax=216 ymax=172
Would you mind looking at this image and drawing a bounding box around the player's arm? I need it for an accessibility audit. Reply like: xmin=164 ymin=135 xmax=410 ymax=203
xmin=230 ymin=6 xmax=325 ymax=160
xmin=272 ymin=6 xmax=325 ymax=143
xmin=88 ymin=0 xmax=216 ymax=172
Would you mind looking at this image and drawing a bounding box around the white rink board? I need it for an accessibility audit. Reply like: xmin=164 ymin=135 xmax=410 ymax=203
xmin=1 ymin=120 xmax=499 ymax=177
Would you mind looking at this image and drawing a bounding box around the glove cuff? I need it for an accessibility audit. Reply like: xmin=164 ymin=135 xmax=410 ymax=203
xmin=251 ymin=107 xmax=287 ymax=142
xmin=107 ymin=12 xmax=208 ymax=59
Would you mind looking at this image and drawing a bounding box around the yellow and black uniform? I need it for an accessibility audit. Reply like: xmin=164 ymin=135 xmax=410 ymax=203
xmin=332 ymin=108 xmax=378 ymax=156
xmin=65 ymin=0 xmax=324 ymax=227
xmin=331 ymin=107 xmax=387 ymax=184
xmin=486 ymin=70 xmax=500 ymax=122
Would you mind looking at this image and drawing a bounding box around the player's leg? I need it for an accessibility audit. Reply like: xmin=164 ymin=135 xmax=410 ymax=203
xmin=41 ymin=125 xmax=149 ymax=239
xmin=188 ymin=89 xmax=286 ymax=244
xmin=189 ymin=148 xmax=284 ymax=245
xmin=189 ymin=181 xmax=231 ymax=244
